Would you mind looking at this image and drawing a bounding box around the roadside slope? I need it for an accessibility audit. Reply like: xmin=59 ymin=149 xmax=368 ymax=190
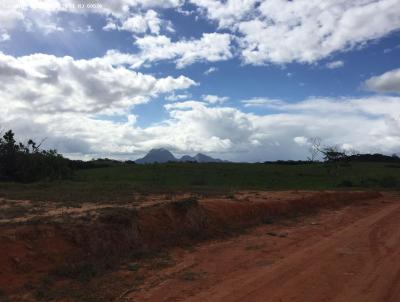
xmin=187 ymin=200 xmax=400 ymax=302
xmin=127 ymin=193 xmax=400 ymax=302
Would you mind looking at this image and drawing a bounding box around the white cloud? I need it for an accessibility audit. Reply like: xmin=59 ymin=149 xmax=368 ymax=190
xmin=0 ymin=52 xmax=195 ymax=115
xmin=191 ymin=0 xmax=258 ymax=28
xmin=0 ymin=32 xmax=10 ymax=42
xmin=100 ymin=33 xmax=232 ymax=69
xmin=326 ymin=60 xmax=344 ymax=69
xmin=192 ymin=0 xmax=400 ymax=65
xmin=121 ymin=10 xmax=162 ymax=34
xmin=72 ymin=25 xmax=94 ymax=34
xmin=0 ymin=0 xmax=184 ymax=35
xmin=132 ymin=33 xmax=233 ymax=68
xmin=165 ymin=93 xmax=191 ymax=101
xmin=364 ymin=69 xmax=400 ymax=93
xmin=293 ymin=136 xmax=308 ymax=146
xmin=242 ymin=98 xmax=286 ymax=108
xmin=202 ymin=94 xmax=229 ymax=104
xmin=103 ymin=19 xmax=118 ymax=31
xmin=101 ymin=49 xmax=139 ymax=66
xmin=204 ymin=67 xmax=218 ymax=75
xmin=243 ymin=96 xmax=400 ymax=118
xmin=158 ymin=96 xmax=400 ymax=160
xmin=104 ymin=10 xmax=173 ymax=35
xmin=0 ymin=51 xmax=199 ymax=158
xmin=3 ymin=71 xmax=400 ymax=161
xmin=2 ymin=0 xmax=398 ymax=69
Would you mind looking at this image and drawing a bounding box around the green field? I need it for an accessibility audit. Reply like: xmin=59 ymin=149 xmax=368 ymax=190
xmin=0 ymin=162 xmax=399 ymax=203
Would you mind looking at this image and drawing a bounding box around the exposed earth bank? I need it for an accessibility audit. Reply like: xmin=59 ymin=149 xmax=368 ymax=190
xmin=1 ymin=191 xmax=397 ymax=301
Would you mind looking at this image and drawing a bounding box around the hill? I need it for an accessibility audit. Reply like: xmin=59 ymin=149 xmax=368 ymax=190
xmin=135 ymin=149 xmax=224 ymax=164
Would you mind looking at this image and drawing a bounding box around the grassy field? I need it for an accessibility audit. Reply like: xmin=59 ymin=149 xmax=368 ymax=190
xmin=0 ymin=161 xmax=399 ymax=203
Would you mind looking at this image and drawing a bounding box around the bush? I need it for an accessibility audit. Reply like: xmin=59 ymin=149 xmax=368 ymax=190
xmin=337 ymin=180 xmax=354 ymax=187
xmin=0 ymin=130 xmax=72 ymax=182
xmin=379 ymin=176 xmax=398 ymax=188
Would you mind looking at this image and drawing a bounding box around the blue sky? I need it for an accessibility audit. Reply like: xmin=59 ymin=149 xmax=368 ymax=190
xmin=0 ymin=0 xmax=400 ymax=161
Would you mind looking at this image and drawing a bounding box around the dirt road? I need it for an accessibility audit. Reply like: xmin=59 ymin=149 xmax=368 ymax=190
xmin=128 ymin=194 xmax=400 ymax=302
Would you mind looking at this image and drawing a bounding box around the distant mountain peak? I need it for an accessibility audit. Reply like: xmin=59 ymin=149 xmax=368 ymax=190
xmin=148 ymin=148 xmax=172 ymax=154
xmin=193 ymin=153 xmax=222 ymax=163
xmin=135 ymin=148 xmax=176 ymax=164
xmin=135 ymin=149 xmax=224 ymax=164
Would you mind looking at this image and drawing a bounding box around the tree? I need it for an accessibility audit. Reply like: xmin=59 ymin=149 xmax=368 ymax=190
xmin=307 ymin=137 xmax=350 ymax=177
xmin=0 ymin=129 xmax=72 ymax=182
xmin=307 ymin=137 xmax=322 ymax=162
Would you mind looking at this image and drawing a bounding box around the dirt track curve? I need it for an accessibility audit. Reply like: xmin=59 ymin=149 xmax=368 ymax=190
xmin=128 ymin=194 xmax=400 ymax=302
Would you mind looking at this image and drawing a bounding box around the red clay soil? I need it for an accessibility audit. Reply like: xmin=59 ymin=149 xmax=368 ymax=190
xmin=0 ymin=191 xmax=390 ymax=301
xmin=127 ymin=192 xmax=400 ymax=302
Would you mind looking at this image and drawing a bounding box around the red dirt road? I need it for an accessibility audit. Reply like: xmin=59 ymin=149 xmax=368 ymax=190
xmin=128 ymin=194 xmax=400 ymax=302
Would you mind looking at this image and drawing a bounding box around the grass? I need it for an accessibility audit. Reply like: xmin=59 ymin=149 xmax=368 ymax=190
xmin=0 ymin=162 xmax=398 ymax=203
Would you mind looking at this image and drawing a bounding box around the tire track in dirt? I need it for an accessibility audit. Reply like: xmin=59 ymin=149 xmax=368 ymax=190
xmin=183 ymin=202 xmax=400 ymax=302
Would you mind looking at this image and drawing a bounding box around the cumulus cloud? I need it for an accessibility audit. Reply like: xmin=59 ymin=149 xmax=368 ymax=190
xmin=121 ymin=10 xmax=162 ymax=34
xmin=0 ymin=52 xmax=195 ymax=115
xmin=192 ymin=0 xmax=400 ymax=65
xmin=137 ymin=33 xmax=232 ymax=68
xmin=241 ymin=0 xmax=400 ymax=64
xmin=0 ymin=51 xmax=199 ymax=158
xmin=326 ymin=60 xmax=344 ymax=69
xmin=165 ymin=93 xmax=191 ymax=101
xmin=3 ymin=73 xmax=400 ymax=161
xmin=191 ymin=0 xmax=258 ymax=28
xmin=364 ymin=69 xmax=400 ymax=93
xmin=100 ymin=33 xmax=232 ymax=69
xmin=156 ymin=96 xmax=400 ymax=160
xmin=103 ymin=10 xmax=174 ymax=35
xmin=3 ymin=0 xmax=398 ymax=69
xmin=202 ymin=95 xmax=229 ymax=104
xmin=0 ymin=0 xmax=183 ymax=35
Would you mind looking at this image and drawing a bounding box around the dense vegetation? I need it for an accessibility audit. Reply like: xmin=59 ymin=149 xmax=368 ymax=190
xmin=0 ymin=129 xmax=398 ymax=202
xmin=0 ymin=130 xmax=72 ymax=182
xmin=0 ymin=161 xmax=398 ymax=203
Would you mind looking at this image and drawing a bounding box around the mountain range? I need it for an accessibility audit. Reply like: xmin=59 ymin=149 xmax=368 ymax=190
xmin=135 ymin=148 xmax=224 ymax=164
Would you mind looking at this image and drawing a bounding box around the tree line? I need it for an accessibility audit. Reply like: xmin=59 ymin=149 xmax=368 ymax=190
xmin=0 ymin=130 xmax=72 ymax=182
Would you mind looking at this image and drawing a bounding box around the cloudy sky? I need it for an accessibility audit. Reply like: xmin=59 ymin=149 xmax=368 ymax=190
xmin=0 ymin=0 xmax=399 ymax=162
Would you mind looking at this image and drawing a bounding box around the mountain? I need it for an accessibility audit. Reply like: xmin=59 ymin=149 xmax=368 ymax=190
xmin=192 ymin=153 xmax=223 ymax=163
xmin=135 ymin=148 xmax=176 ymax=164
xmin=135 ymin=149 xmax=224 ymax=164
xmin=180 ymin=155 xmax=196 ymax=162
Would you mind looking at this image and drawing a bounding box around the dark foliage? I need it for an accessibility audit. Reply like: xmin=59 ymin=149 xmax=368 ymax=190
xmin=69 ymin=158 xmax=121 ymax=170
xmin=346 ymin=153 xmax=400 ymax=163
xmin=0 ymin=130 xmax=72 ymax=182
xmin=264 ymin=160 xmax=314 ymax=165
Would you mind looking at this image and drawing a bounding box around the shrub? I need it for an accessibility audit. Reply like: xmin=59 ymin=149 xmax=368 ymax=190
xmin=54 ymin=262 xmax=99 ymax=282
xmin=379 ymin=176 xmax=398 ymax=188
xmin=337 ymin=180 xmax=354 ymax=187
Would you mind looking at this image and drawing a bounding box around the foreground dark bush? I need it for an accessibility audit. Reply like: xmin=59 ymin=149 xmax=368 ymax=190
xmin=0 ymin=130 xmax=72 ymax=182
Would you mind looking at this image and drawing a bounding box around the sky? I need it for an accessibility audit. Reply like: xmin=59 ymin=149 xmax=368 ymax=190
xmin=0 ymin=0 xmax=399 ymax=162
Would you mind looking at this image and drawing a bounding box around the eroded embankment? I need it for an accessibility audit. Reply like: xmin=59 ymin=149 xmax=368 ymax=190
xmin=0 ymin=191 xmax=381 ymax=295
